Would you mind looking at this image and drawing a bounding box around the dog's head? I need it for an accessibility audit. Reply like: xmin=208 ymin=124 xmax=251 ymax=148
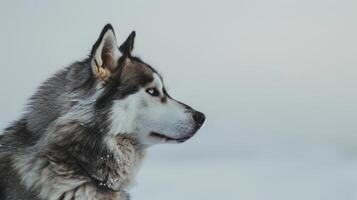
xmin=87 ymin=24 xmax=205 ymax=146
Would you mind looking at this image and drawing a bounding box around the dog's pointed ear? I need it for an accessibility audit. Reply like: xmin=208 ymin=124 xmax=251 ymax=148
xmin=90 ymin=24 xmax=121 ymax=81
xmin=119 ymin=31 xmax=136 ymax=57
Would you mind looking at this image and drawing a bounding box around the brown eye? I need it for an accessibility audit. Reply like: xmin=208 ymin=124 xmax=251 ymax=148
xmin=146 ymin=88 xmax=160 ymax=97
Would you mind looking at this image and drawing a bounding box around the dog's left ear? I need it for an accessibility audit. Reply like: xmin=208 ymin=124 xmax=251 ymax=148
xmin=119 ymin=31 xmax=136 ymax=57
xmin=90 ymin=24 xmax=121 ymax=81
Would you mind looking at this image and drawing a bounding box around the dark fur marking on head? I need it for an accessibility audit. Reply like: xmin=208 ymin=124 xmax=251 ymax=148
xmin=94 ymin=56 xmax=155 ymax=110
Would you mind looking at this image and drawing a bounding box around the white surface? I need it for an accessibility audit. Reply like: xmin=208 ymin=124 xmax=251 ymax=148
xmin=131 ymin=147 xmax=357 ymax=200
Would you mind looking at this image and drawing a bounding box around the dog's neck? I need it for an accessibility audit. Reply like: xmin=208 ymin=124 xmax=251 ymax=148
xmin=13 ymin=122 xmax=146 ymax=200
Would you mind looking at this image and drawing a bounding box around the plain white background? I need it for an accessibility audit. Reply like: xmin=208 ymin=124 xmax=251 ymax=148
xmin=1 ymin=0 xmax=357 ymax=199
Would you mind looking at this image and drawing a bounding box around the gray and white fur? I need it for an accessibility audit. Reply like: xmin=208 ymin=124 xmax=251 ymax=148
xmin=0 ymin=24 xmax=205 ymax=200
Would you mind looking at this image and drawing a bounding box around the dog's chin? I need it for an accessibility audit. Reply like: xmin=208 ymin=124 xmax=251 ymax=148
xmin=148 ymin=132 xmax=193 ymax=143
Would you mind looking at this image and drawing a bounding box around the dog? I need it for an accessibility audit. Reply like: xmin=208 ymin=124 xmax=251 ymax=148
xmin=0 ymin=24 xmax=205 ymax=200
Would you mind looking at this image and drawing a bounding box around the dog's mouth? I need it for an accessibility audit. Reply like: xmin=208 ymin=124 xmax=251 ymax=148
xmin=149 ymin=132 xmax=192 ymax=143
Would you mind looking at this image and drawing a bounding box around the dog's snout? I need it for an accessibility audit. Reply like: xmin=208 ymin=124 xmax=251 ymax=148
xmin=193 ymin=111 xmax=205 ymax=125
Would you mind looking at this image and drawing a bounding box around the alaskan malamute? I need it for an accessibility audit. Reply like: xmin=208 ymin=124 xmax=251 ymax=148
xmin=0 ymin=24 xmax=205 ymax=200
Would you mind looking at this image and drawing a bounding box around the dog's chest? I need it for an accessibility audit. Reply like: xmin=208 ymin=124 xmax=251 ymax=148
xmin=13 ymin=137 xmax=145 ymax=200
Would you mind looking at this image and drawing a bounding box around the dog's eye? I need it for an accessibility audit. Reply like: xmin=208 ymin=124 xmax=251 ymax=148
xmin=146 ymin=88 xmax=160 ymax=97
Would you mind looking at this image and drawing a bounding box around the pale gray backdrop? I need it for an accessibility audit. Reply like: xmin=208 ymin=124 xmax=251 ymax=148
xmin=1 ymin=0 xmax=357 ymax=200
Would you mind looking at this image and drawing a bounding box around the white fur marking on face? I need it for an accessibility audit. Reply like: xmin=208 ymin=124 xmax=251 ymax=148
xmin=109 ymin=72 xmax=196 ymax=145
xmin=109 ymin=95 xmax=137 ymax=135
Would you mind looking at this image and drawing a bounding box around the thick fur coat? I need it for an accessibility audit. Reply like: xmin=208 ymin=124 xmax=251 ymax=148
xmin=0 ymin=24 xmax=205 ymax=200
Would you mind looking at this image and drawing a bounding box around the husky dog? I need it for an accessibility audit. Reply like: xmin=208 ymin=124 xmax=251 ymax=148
xmin=0 ymin=24 xmax=205 ymax=200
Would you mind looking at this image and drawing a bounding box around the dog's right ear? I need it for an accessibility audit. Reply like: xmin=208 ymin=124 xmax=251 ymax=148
xmin=90 ymin=24 xmax=121 ymax=81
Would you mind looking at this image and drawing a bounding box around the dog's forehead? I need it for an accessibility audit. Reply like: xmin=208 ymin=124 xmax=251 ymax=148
xmin=120 ymin=58 xmax=155 ymax=85
xmin=148 ymin=73 xmax=164 ymax=89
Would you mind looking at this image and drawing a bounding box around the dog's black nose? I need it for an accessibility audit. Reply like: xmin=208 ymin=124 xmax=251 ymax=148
xmin=193 ymin=111 xmax=206 ymax=125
